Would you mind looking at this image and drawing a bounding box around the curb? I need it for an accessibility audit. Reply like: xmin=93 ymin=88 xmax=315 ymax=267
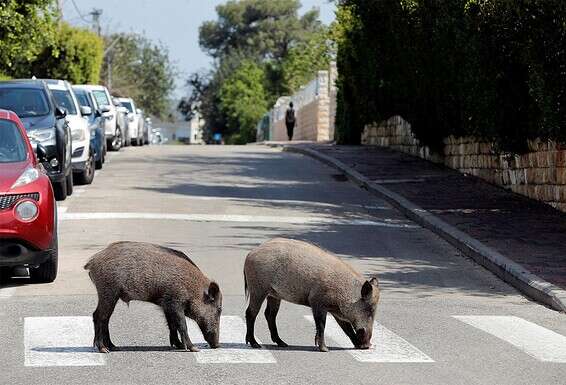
xmin=282 ymin=144 xmax=566 ymax=313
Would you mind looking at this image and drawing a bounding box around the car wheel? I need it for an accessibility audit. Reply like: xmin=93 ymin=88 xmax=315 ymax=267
xmin=139 ymin=137 xmax=144 ymax=147
xmin=66 ymin=171 xmax=73 ymax=196
xmin=53 ymin=178 xmax=67 ymax=201
xmin=30 ymin=230 xmax=58 ymax=284
xmin=110 ymin=128 xmax=122 ymax=151
xmin=76 ymin=150 xmax=96 ymax=185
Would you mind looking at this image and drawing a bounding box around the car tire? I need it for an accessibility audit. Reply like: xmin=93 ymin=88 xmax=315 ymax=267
xmin=95 ymin=151 xmax=103 ymax=170
xmin=30 ymin=229 xmax=58 ymax=284
xmin=139 ymin=137 xmax=144 ymax=147
xmin=75 ymin=150 xmax=96 ymax=185
xmin=66 ymin=171 xmax=73 ymax=196
xmin=53 ymin=178 xmax=67 ymax=201
xmin=110 ymin=128 xmax=122 ymax=151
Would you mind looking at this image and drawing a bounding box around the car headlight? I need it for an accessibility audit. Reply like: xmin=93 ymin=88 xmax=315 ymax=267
xmin=72 ymin=129 xmax=86 ymax=141
xmin=14 ymin=200 xmax=39 ymax=222
xmin=11 ymin=166 xmax=39 ymax=189
xmin=28 ymin=128 xmax=55 ymax=143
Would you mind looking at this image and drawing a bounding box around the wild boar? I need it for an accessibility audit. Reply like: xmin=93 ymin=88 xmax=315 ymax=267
xmin=84 ymin=241 xmax=222 ymax=353
xmin=244 ymin=238 xmax=379 ymax=352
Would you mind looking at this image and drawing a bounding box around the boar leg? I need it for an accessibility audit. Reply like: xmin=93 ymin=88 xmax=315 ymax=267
xmin=264 ymin=296 xmax=288 ymax=347
xmin=312 ymin=307 xmax=329 ymax=352
xmin=93 ymin=293 xmax=118 ymax=353
xmin=245 ymin=291 xmax=266 ymax=349
xmin=164 ymin=304 xmax=199 ymax=352
xmin=164 ymin=311 xmax=184 ymax=349
xmin=332 ymin=315 xmax=360 ymax=348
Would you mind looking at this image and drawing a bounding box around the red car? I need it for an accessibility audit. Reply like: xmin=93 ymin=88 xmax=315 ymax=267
xmin=0 ymin=110 xmax=57 ymax=283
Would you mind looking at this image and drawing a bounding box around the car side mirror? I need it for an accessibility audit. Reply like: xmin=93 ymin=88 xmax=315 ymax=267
xmin=36 ymin=144 xmax=48 ymax=161
xmin=80 ymin=106 xmax=92 ymax=116
xmin=136 ymin=108 xmax=142 ymax=115
xmin=55 ymin=106 xmax=67 ymax=119
xmin=99 ymin=105 xmax=111 ymax=113
xmin=112 ymin=99 xmax=121 ymax=107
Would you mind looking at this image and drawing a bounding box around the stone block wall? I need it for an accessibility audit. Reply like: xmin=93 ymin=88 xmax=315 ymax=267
xmin=363 ymin=116 xmax=566 ymax=213
xmin=269 ymin=63 xmax=337 ymax=142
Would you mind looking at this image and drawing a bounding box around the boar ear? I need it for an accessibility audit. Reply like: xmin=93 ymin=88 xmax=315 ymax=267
xmin=369 ymin=277 xmax=379 ymax=286
xmin=207 ymin=282 xmax=220 ymax=301
xmin=361 ymin=280 xmax=373 ymax=300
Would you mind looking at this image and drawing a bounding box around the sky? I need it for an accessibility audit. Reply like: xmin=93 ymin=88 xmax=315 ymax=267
xmin=62 ymin=0 xmax=337 ymax=97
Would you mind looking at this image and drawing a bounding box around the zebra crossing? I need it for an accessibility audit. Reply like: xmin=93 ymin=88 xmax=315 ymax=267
xmin=22 ymin=314 xmax=566 ymax=367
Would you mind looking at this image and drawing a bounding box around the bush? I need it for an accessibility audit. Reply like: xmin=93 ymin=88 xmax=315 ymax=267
xmin=31 ymin=23 xmax=104 ymax=84
xmin=335 ymin=0 xmax=566 ymax=153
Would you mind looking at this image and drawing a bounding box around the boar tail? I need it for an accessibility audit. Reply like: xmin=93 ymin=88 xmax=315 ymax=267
xmin=243 ymin=270 xmax=249 ymax=304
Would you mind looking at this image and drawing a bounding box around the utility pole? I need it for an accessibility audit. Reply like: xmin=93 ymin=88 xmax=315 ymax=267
xmin=56 ymin=0 xmax=63 ymax=22
xmin=90 ymin=8 xmax=103 ymax=36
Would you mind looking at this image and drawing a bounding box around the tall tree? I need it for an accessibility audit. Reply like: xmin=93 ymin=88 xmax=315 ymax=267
xmin=101 ymin=33 xmax=176 ymax=119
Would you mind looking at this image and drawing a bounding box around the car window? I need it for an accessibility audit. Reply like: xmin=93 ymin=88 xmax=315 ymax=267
xmin=0 ymin=119 xmax=27 ymax=163
xmin=52 ymin=90 xmax=78 ymax=115
xmin=73 ymin=89 xmax=92 ymax=108
xmin=92 ymin=90 xmax=110 ymax=107
xmin=0 ymin=88 xmax=50 ymax=118
xmin=120 ymin=101 xmax=134 ymax=113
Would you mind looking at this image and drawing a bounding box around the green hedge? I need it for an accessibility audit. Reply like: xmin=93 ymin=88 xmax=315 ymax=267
xmin=335 ymin=0 xmax=566 ymax=153
xmin=30 ymin=23 xmax=104 ymax=84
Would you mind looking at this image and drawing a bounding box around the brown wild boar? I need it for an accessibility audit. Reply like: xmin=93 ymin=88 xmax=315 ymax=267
xmin=84 ymin=241 xmax=222 ymax=353
xmin=244 ymin=238 xmax=379 ymax=352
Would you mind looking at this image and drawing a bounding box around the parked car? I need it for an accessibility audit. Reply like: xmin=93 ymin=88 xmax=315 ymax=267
xmin=73 ymin=86 xmax=106 ymax=169
xmin=45 ymin=80 xmax=94 ymax=185
xmin=0 ymin=110 xmax=58 ymax=283
xmin=0 ymin=79 xmax=72 ymax=200
xmin=81 ymin=85 xmax=123 ymax=151
xmin=116 ymin=97 xmax=144 ymax=146
xmin=114 ymin=99 xmax=130 ymax=147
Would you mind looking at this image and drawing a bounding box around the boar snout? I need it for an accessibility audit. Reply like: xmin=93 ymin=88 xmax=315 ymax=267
xmin=356 ymin=328 xmax=372 ymax=350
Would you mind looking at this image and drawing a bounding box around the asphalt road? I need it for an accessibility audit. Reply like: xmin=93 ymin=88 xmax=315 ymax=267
xmin=1 ymin=145 xmax=566 ymax=385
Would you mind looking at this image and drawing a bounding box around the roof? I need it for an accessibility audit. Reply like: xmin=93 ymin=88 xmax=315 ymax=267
xmin=0 ymin=79 xmax=47 ymax=89
xmin=72 ymin=84 xmax=108 ymax=91
xmin=0 ymin=110 xmax=20 ymax=122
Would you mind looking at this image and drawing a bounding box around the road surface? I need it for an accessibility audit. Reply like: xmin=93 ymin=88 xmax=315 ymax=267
xmin=1 ymin=145 xmax=565 ymax=385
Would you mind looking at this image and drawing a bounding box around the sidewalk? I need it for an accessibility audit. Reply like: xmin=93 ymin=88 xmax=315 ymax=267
xmin=280 ymin=143 xmax=566 ymax=312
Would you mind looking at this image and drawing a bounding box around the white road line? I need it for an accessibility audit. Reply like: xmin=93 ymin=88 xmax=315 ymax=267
xmin=454 ymin=316 xmax=566 ymax=362
xmin=187 ymin=316 xmax=276 ymax=363
xmin=60 ymin=212 xmax=418 ymax=228
xmin=24 ymin=317 xmax=105 ymax=367
xmin=73 ymin=188 xmax=86 ymax=196
xmin=305 ymin=316 xmax=433 ymax=363
xmin=0 ymin=286 xmax=15 ymax=298
xmin=57 ymin=206 xmax=68 ymax=214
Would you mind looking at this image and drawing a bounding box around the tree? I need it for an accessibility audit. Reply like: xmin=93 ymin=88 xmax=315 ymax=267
xmin=101 ymin=33 xmax=176 ymax=119
xmin=30 ymin=23 xmax=104 ymax=84
xmin=181 ymin=0 xmax=330 ymax=143
xmin=0 ymin=0 xmax=56 ymax=77
xmin=219 ymin=61 xmax=268 ymax=143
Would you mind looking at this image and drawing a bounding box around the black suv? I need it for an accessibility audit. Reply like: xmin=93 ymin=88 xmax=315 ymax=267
xmin=0 ymin=80 xmax=73 ymax=200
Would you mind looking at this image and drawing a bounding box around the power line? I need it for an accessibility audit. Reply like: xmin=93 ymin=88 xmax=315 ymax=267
xmin=70 ymin=0 xmax=90 ymax=23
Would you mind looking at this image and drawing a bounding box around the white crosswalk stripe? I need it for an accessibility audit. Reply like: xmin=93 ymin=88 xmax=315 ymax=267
xmin=305 ymin=316 xmax=434 ymax=363
xmin=454 ymin=315 xmax=566 ymax=362
xmin=187 ymin=316 xmax=276 ymax=364
xmin=24 ymin=317 xmax=105 ymax=367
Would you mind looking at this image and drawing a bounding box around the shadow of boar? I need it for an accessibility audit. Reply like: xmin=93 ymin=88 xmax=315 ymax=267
xmin=84 ymin=241 xmax=222 ymax=353
xmin=244 ymin=238 xmax=379 ymax=352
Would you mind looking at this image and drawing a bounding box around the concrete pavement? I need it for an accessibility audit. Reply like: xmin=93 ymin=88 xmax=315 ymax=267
xmin=1 ymin=145 xmax=565 ymax=384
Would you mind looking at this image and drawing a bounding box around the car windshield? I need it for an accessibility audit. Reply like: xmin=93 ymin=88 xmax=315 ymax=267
xmin=73 ymin=89 xmax=92 ymax=108
xmin=0 ymin=119 xmax=27 ymax=163
xmin=52 ymin=89 xmax=77 ymax=115
xmin=120 ymin=101 xmax=134 ymax=113
xmin=0 ymin=88 xmax=50 ymax=118
xmin=92 ymin=90 xmax=110 ymax=107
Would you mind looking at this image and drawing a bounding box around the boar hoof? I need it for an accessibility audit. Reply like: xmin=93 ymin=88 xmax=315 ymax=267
xmin=318 ymin=345 xmax=329 ymax=353
xmin=188 ymin=345 xmax=200 ymax=352
xmin=97 ymin=346 xmax=110 ymax=354
xmin=275 ymin=339 xmax=288 ymax=348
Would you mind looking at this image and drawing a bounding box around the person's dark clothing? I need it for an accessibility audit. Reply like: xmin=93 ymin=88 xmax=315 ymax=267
xmin=285 ymin=107 xmax=296 ymax=141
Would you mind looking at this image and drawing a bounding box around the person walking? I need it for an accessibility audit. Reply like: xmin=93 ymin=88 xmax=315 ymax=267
xmin=285 ymin=102 xmax=296 ymax=141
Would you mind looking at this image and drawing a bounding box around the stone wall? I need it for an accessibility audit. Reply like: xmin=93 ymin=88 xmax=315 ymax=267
xmin=268 ymin=63 xmax=337 ymax=142
xmin=363 ymin=116 xmax=566 ymax=212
